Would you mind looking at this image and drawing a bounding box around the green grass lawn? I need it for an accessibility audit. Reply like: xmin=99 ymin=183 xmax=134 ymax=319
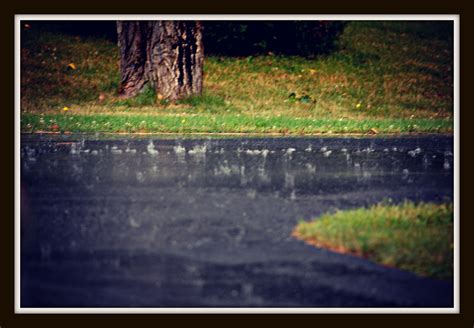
xmin=21 ymin=21 xmax=454 ymax=134
xmin=293 ymin=202 xmax=453 ymax=280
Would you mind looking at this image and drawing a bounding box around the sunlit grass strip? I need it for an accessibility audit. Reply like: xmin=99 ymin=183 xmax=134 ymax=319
xmin=21 ymin=113 xmax=453 ymax=134
xmin=293 ymin=202 xmax=453 ymax=280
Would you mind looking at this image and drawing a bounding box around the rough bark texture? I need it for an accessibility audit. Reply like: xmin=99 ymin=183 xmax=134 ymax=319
xmin=116 ymin=21 xmax=148 ymax=98
xmin=117 ymin=21 xmax=203 ymax=102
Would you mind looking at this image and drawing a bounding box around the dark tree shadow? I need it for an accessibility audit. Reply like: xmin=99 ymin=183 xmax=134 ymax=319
xmin=203 ymin=21 xmax=346 ymax=57
xmin=22 ymin=20 xmax=346 ymax=58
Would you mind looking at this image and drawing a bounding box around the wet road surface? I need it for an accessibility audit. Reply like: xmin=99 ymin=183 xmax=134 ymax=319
xmin=20 ymin=134 xmax=454 ymax=308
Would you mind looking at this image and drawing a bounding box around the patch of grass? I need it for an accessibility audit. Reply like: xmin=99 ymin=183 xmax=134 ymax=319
xmin=293 ymin=202 xmax=453 ymax=280
xmin=21 ymin=21 xmax=454 ymax=133
xmin=175 ymin=93 xmax=237 ymax=113
xmin=21 ymin=30 xmax=120 ymax=112
xmin=111 ymin=85 xmax=157 ymax=107
xmin=21 ymin=113 xmax=452 ymax=134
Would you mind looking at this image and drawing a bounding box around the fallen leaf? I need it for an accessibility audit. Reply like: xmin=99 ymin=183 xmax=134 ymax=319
xmin=67 ymin=63 xmax=77 ymax=70
xmin=368 ymin=128 xmax=378 ymax=135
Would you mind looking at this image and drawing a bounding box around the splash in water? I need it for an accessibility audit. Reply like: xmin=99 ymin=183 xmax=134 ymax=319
xmin=147 ymin=141 xmax=158 ymax=155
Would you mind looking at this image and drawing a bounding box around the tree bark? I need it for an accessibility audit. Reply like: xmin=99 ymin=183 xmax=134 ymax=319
xmin=117 ymin=21 xmax=148 ymax=98
xmin=117 ymin=21 xmax=203 ymax=102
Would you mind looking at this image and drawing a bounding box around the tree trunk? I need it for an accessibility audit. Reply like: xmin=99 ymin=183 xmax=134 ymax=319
xmin=117 ymin=21 xmax=148 ymax=98
xmin=117 ymin=21 xmax=203 ymax=102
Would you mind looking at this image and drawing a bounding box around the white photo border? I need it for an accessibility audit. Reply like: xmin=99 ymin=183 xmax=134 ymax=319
xmin=14 ymin=14 xmax=460 ymax=314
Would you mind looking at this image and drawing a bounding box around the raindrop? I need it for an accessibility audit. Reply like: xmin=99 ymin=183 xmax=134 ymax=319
xmin=240 ymin=165 xmax=247 ymax=186
xmin=305 ymin=163 xmax=316 ymax=173
xmin=257 ymin=166 xmax=270 ymax=183
xmin=230 ymin=164 xmax=240 ymax=175
xmin=443 ymin=159 xmax=451 ymax=170
xmin=284 ymin=171 xmax=295 ymax=189
xmin=147 ymin=141 xmax=158 ymax=155
xmin=136 ymin=172 xmax=145 ymax=182
xmin=423 ymin=155 xmax=429 ymax=169
xmin=408 ymin=147 xmax=422 ymax=157
xmin=290 ymin=190 xmax=297 ymax=200
xmin=188 ymin=144 xmax=207 ymax=155
xmin=245 ymin=149 xmax=261 ymax=155
xmin=247 ymin=189 xmax=257 ymax=199
xmin=214 ymin=163 xmax=232 ymax=176
xmin=285 ymin=148 xmax=296 ymax=156
xmin=363 ymin=147 xmax=374 ymax=153
xmin=323 ymin=150 xmax=332 ymax=157
xmin=70 ymin=143 xmax=79 ymax=155
xmin=129 ymin=217 xmax=141 ymax=228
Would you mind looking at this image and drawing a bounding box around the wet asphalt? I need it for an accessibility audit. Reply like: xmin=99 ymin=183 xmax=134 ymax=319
xmin=20 ymin=134 xmax=454 ymax=308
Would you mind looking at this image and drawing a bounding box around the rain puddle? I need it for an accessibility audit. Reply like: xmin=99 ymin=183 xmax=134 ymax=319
xmin=20 ymin=135 xmax=454 ymax=307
